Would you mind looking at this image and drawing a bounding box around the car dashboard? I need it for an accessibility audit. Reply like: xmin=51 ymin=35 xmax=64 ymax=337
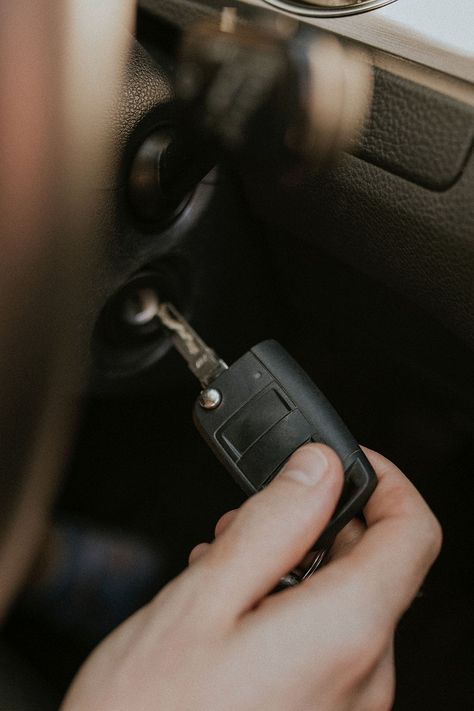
xmin=2 ymin=2 xmax=473 ymax=709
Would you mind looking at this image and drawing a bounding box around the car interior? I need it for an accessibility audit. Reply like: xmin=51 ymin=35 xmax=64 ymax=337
xmin=1 ymin=1 xmax=473 ymax=709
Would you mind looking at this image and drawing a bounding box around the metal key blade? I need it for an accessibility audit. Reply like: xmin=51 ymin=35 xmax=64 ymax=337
xmin=153 ymin=297 xmax=228 ymax=387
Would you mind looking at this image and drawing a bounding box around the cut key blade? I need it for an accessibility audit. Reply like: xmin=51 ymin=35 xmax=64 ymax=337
xmin=156 ymin=300 xmax=228 ymax=387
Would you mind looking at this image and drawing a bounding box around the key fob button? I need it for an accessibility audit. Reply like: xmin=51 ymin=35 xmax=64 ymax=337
xmin=239 ymin=409 xmax=313 ymax=489
xmin=220 ymin=387 xmax=291 ymax=458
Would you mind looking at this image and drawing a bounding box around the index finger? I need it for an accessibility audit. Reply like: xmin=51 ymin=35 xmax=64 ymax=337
xmin=263 ymin=448 xmax=442 ymax=659
xmin=325 ymin=447 xmax=442 ymax=621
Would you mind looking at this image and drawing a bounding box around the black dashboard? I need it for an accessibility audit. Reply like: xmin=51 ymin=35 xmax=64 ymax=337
xmin=3 ymin=2 xmax=472 ymax=708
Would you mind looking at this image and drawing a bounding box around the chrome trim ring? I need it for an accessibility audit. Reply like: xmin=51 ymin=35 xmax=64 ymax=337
xmin=262 ymin=0 xmax=397 ymax=18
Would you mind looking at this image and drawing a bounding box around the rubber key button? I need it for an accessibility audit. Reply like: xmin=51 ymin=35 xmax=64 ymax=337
xmin=239 ymin=409 xmax=312 ymax=490
xmin=221 ymin=387 xmax=291 ymax=457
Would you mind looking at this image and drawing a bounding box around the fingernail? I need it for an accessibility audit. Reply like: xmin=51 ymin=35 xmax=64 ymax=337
xmin=281 ymin=447 xmax=329 ymax=486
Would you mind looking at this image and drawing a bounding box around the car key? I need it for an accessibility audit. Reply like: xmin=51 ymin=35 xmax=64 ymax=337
xmin=144 ymin=291 xmax=377 ymax=586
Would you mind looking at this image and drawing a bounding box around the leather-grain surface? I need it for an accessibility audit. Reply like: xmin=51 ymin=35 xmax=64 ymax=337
xmin=110 ymin=38 xmax=173 ymax=185
xmin=139 ymin=0 xmax=474 ymax=349
xmin=242 ymin=149 xmax=474 ymax=349
xmin=358 ymin=68 xmax=474 ymax=190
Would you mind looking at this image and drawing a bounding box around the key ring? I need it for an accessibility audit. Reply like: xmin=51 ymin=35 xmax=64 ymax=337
xmin=278 ymin=548 xmax=327 ymax=589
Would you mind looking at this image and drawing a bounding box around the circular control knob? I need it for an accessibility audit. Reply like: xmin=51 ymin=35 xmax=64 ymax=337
xmin=304 ymin=1 xmax=363 ymax=5
xmin=263 ymin=0 xmax=397 ymax=17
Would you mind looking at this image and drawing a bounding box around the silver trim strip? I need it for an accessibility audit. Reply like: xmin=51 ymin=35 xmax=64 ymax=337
xmin=262 ymin=0 xmax=397 ymax=18
xmin=372 ymin=52 xmax=474 ymax=109
xmin=241 ymin=0 xmax=474 ymax=86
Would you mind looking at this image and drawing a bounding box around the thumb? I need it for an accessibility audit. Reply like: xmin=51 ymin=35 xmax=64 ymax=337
xmin=196 ymin=443 xmax=343 ymax=616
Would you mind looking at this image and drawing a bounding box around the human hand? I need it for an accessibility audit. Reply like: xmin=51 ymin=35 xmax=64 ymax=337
xmin=62 ymin=444 xmax=441 ymax=711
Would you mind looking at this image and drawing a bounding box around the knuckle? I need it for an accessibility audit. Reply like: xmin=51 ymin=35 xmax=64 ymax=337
xmin=383 ymin=482 xmax=413 ymax=516
xmin=426 ymin=512 xmax=443 ymax=560
xmin=241 ymin=492 xmax=265 ymax=518
xmin=417 ymin=508 xmax=443 ymax=564
xmin=188 ymin=542 xmax=208 ymax=565
xmin=214 ymin=508 xmax=237 ymax=536
xmin=205 ymin=531 xmax=238 ymax=570
xmin=390 ymin=484 xmax=442 ymax=566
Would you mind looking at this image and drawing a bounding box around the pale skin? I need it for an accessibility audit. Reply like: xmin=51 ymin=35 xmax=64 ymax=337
xmin=61 ymin=444 xmax=442 ymax=711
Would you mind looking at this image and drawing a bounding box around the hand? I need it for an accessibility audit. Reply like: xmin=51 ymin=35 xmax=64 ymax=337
xmin=62 ymin=444 xmax=442 ymax=711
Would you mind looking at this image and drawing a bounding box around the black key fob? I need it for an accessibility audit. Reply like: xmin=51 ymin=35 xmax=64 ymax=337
xmin=193 ymin=340 xmax=377 ymax=554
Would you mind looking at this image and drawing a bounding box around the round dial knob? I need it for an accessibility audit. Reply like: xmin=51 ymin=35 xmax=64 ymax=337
xmin=305 ymin=1 xmax=363 ymax=5
xmin=263 ymin=0 xmax=397 ymax=17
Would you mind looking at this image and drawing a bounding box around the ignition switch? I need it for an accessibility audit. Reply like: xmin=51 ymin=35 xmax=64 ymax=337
xmin=93 ymin=262 xmax=190 ymax=377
